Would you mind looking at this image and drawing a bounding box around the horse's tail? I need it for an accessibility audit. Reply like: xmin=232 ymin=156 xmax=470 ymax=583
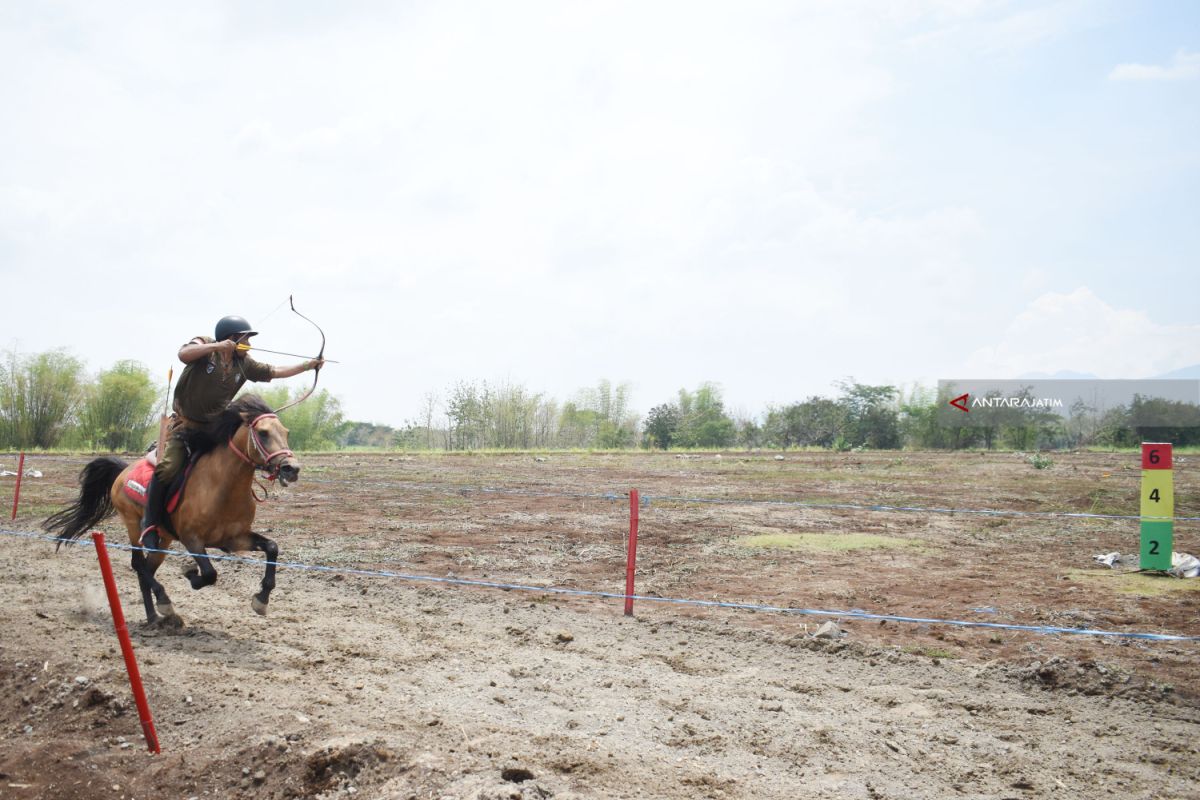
xmin=43 ymin=456 xmax=128 ymax=550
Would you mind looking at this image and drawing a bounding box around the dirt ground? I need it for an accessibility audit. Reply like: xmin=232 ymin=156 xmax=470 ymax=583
xmin=1 ymin=449 xmax=1198 ymax=799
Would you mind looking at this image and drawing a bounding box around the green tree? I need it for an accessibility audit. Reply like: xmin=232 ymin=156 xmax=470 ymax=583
xmin=445 ymin=381 xmax=487 ymax=450
xmin=642 ymin=403 xmax=680 ymax=449
xmin=764 ymin=397 xmax=845 ymax=448
xmin=257 ymin=387 xmax=344 ymax=450
xmin=557 ymin=380 xmax=638 ymax=449
xmin=997 ymin=386 xmax=1062 ymax=450
xmin=336 ymin=421 xmax=398 ymax=448
xmin=1129 ymin=395 xmax=1200 ymax=446
xmin=0 ymin=349 xmax=86 ymax=448
xmin=674 ymin=383 xmax=736 ymax=448
xmin=1094 ymin=405 xmax=1136 ymax=448
xmin=836 ymin=380 xmax=900 ymax=449
xmin=80 ymin=360 xmax=159 ymax=451
xmin=557 ymin=402 xmax=602 ymax=448
xmin=592 ymin=379 xmax=637 ymax=448
xmin=898 ymin=384 xmax=952 ymax=449
xmin=734 ymin=414 xmax=764 ymax=449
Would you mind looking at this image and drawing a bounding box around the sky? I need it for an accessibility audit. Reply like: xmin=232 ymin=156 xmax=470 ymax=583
xmin=1 ymin=1 xmax=1197 ymax=427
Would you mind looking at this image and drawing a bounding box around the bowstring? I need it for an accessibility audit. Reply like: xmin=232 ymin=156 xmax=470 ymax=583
xmin=236 ymin=295 xmax=296 ymax=390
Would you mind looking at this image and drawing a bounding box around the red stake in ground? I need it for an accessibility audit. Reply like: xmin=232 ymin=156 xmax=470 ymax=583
xmin=91 ymin=531 xmax=161 ymax=754
xmin=10 ymin=451 xmax=25 ymax=520
xmin=624 ymin=489 xmax=639 ymax=616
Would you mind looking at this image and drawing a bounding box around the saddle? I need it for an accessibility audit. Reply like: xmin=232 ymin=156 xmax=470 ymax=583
xmin=122 ymin=454 xmax=196 ymax=513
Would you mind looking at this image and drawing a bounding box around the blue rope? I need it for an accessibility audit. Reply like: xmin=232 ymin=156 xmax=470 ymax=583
xmin=7 ymin=456 xmax=1196 ymax=521
xmin=2 ymin=528 xmax=1196 ymax=643
xmin=299 ymin=477 xmax=1200 ymax=522
xmin=637 ymin=493 xmax=1200 ymax=522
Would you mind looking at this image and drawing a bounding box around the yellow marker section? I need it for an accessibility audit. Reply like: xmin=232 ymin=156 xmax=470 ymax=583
xmin=1140 ymin=470 xmax=1174 ymax=521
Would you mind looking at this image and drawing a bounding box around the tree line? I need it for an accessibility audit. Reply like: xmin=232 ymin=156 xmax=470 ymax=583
xmin=0 ymin=349 xmax=343 ymax=451
xmin=363 ymin=378 xmax=1200 ymax=451
xmin=4 ymin=347 xmax=1197 ymax=452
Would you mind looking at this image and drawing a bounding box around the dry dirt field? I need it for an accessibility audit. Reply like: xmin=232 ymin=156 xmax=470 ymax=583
xmin=1 ymin=450 xmax=1198 ymax=799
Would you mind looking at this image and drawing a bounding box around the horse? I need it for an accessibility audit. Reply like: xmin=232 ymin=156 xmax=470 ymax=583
xmin=43 ymin=394 xmax=302 ymax=625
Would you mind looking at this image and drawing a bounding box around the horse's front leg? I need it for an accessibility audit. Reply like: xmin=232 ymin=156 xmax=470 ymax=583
xmin=249 ymin=532 xmax=279 ymax=615
xmin=226 ymin=531 xmax=279 ymax=615
xmin=178 ymin=533 xmax=218 ymax=590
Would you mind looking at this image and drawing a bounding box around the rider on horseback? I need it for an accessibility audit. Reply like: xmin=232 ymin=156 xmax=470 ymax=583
xmin=140 ymin=315 xmax=323 ymax=547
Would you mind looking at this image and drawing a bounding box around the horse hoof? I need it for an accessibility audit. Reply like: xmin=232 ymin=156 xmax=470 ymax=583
xmin=184 ymin=568 xmax=216 ymax=590
xmin=251 ymin=597 xmax=269 ymax=616
xmin=153 ymin=614 xmax=184 ymax=630
xmin=156 ymin=602 xmax=176 ymax=618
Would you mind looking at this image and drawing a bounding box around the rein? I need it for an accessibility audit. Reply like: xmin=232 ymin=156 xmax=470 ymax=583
xmin=228 ymin=413 xmax=294 ymax=500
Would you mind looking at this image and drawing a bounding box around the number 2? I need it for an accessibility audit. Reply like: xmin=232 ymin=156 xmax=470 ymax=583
xmin=1149 ymin=540 xmax=1160 ymax=555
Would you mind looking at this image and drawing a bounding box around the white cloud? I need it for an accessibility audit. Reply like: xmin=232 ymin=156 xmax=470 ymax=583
xmin=965 ymin=288 xmax=1200 ymax=378
xmin=1109 ymin=49 xmax=1200 ymax=81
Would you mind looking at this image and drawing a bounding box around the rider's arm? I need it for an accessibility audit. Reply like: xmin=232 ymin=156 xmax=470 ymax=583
xmin=270 ymin=359 xmax=324 ymax=380
xmin=179 ymin=338 xmax=235 ymax=364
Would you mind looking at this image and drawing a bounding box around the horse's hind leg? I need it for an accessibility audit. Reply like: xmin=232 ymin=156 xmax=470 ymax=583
xmin=131 ymin=545 xmax=178 ymax=624
xmin=145 ymin=548 xmax=177 ymax=619
xmin=131 ymin=547 xmax=158 ymax=624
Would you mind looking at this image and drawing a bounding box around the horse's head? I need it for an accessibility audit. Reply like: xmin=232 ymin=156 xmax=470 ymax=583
xmin=243 ymin=411 xmax=301 ymax=486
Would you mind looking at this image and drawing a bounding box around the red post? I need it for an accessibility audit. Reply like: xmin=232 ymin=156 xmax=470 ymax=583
xmin=624 ymin=489 xmax=639 ymax=616
xmin=10 ymin=451 xmax=24 ymax=521
xmin=91 ymin=532 xmax=161 ymax=754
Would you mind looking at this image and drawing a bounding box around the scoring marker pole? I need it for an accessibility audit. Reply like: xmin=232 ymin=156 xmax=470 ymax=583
xmin=1140 ymin=443 xmax=1174 ymax=571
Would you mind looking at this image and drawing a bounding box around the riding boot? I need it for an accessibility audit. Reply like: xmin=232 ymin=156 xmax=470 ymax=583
xmin=139 ymin=473 xmax=169 ymax=550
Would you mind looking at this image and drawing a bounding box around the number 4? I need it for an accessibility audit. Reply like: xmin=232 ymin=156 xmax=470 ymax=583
xmin=1149 ymin=488 xmax=1160 ymax=503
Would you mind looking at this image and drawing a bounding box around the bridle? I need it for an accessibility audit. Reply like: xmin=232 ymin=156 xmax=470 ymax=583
xmin=228 ymin=413 xmax=295 ymax=489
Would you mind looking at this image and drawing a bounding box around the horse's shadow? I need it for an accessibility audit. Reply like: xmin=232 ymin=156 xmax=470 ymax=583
xmin=131 ymin=618 xmax=277 ymax=671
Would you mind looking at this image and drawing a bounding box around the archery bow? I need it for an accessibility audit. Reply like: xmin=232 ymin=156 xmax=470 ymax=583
xmin=274 ymin=295 xmax=327 ymax=413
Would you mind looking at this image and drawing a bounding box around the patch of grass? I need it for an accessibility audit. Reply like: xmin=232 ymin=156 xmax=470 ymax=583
xmin=1086 ymin=488 xmax=1134 ymax=517
xmin=14 ymin=502 xmax=65 ymax=518
xmin=1028 ymin=453 xmax=1053 ymax=470
xmin=433 ymin=495 xmax=471 ymax=508
xmin=1068 ymin=569 xmax=1200 ymax=597
xmin=740 ymin=532 xmax=929 ymax=553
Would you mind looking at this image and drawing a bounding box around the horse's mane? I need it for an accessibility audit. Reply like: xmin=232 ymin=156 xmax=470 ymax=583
xmin=177 ymin=394 xmax=274 ymax=458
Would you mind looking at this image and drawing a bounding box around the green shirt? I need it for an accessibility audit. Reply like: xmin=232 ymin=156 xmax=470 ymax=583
xmin=172 ymin=336 xmax=273 ymax=423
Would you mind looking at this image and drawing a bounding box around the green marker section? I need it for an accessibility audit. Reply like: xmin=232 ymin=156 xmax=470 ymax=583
xmin=1140 ymin=521 xmax=1174 ymax=571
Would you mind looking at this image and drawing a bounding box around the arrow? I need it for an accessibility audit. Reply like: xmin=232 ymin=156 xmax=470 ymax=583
xmin=236 ymin=344 xmax=340 ymax=364
xmin=950 ymin=393 xmax=970 ymax=413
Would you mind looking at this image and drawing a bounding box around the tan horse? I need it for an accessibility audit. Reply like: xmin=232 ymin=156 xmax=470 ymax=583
xmin=44 ymin=394 xmax=301 ymax=625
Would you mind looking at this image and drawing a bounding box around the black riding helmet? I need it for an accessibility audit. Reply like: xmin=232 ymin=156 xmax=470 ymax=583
xmin=214 ymin=315 xmax=258 ymax=342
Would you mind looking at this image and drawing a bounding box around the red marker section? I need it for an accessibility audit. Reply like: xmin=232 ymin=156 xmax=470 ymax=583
xmin=1141 ymin=443 xmax=1172 ymax=471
